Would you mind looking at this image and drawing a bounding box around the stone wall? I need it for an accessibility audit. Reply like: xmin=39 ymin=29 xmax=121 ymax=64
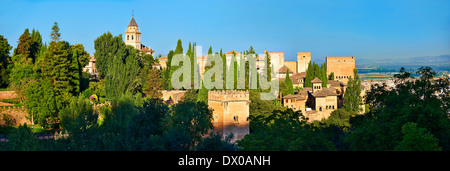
xmin=0 ymin=107 xmax=31 ymax=127
xmin=297 ymin=52 xmax=311 ymax=73
xmin=208 ymin=90 xmax=250 ymax=143
xmin=0 ymin=91 xmax=17 ymax=100
xmin=326 ymin=56 xmax=355 ymax=84
xmin=161 ymin=90 xmax=187 ymax=104
xmin=284 ymin=61 xmax=298 ymax=74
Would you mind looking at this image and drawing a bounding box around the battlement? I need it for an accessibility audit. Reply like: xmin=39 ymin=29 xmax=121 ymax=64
xmin=208 ymin=90 xmax=250 ymax=101
xmin=326 ymin=56 xmax=355 ymax=62
xmin=297 ymin=51 xmax=311 ymax=56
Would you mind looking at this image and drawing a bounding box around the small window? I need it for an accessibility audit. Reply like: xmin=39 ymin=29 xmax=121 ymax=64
xmin=132 ymin=35 xmax=134 ymax=40
xmin=319 ymin=107 xmax=322 ymax=111
xmin=233 ymin=116 xmax=239 ymax=122
xmin=214 ymin=115 xmax=219 ymax=124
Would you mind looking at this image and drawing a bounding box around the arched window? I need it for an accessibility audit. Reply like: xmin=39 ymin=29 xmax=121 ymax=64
xmin=127 ymin=35 xmax=129 ymax=40
xmin=319 ymin=107 xmax=322 ymax=111
xmin=132 ymin=35 xmax=134 ymax=40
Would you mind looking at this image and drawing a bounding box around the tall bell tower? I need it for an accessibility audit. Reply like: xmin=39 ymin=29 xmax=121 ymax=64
xmin=125 ymin=14 xmax=141 ymax=50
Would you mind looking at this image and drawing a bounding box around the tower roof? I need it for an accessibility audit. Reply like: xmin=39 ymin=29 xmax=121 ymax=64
xmin=128 ymin=16 xmax=138 ymax=27
xmin=311 ymin=77 xmax=323 ymax=83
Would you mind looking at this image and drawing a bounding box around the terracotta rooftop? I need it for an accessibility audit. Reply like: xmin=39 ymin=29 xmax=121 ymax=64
xmin=158 ymin=56 xmax=168 ymax=61
xmin=278 ymin=65 xmax=294 ymax=73
xmin=291 ymin=72 xmax=306 ymax=84
xmin=224 ymin=50 xmax=241 ymax=55
xmin=312 ymin=88 xmax=338 ymax=97
xmin=311 ymin=77 xmax=323 ymax=83
xmin=283 ymin=93 xmax=307 ymax=100
xmin=327 ymin=80 xmax=346 ymax=87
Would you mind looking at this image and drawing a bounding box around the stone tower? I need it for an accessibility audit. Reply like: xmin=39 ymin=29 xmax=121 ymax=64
xmin=297 ymin=52 xmax=311 ymax=73
xmin=125 ymin=16 xmax=141 ymax=50
xmin=326 ymin=56 xmax=355 ymax=84
xmin=208 ymin=90 xmax=250 ymax=143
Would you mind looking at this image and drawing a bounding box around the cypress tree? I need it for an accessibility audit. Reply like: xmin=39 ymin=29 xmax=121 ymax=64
xmin=174 ymin=39 xmax=183 ymax=55
xmin=30 ymin=29 xmax=42 ymax=63
xmin=305 ymin=61 xmax=313 ymax=87
xmin=320 ymin=63 xmax=327 ymax=87
xmin=284 ymin=68 xmax=294 ymax=95
xmin=343 ymin=68 xmax=362 ymax=113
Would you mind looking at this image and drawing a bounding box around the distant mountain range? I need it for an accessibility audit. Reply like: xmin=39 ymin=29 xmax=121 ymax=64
xmin=356 ymin=54 xmax=450 ymax=71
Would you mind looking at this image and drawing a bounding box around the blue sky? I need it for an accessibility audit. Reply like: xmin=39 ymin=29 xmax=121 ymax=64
xmin=1 ymin=0 xmax=449 ymax=63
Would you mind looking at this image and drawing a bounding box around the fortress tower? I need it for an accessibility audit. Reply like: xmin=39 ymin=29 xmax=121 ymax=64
xmin=326 ymin=56 xmax=355 ymax=84
xmin=208 ymin=90 xmax=250 ymax=143
xmin=297 ymin=52 xmax=311 ymax=73
xmin=125 ymin=16 xmax=141 ymax=50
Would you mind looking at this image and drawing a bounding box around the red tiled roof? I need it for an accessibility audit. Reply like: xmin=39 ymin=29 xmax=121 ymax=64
xmin=311 ymin=77 xmax=323 ymax=83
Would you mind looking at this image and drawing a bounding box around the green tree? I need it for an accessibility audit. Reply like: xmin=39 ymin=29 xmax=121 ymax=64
xmin=14 ymin=29 xmax=32 ymax=59
xmin=283 ymin=68 xmax=294 ymax=95
xmin=71 ymin=44 xmax=90 ymax=93
xmin=50 ymin=22 xmax=61 ymax=42
xmin=169 ymin=39 xmax=184 ymax=90
xmin=42 ymin=41 xmax=76 ymax=101
xmin=196 ymin=132 xmax=235 ymax=151
xmin=0 ymin=35 xmax=12 ymax=87
xmin=144 ymin=67 xmax=163 ymax=98
xmin=343 ymin=68 xmax=362 ymax=113
xmin=304 ymin=61 xmax=313 ymax=87
xmin=7 ymin=123 xmax=40 ymax=151
xmin=164 ymin=101 xmax=213 ymax=150
xmin=60 ymin=95 xmax=98 ymax=151
xmin=393 ymin=67 xmax=413 ymax=82
xmin=347 ymin=67 xmax=449 ymax=151
xmin=24 ymin=79 xmax=63 ymax=129
xmin=328 ymin=72 xmax=335 ymax=80
xmin=394 ymin=122 xmax=442 ymax=151
xmin=30 ymin=29 xmax=43 ymax=63
xmin=94 ymin=32 xmax=128 ymax=79
xmin=416 ymin=66 xmax=435 ymax=81
xmin=237 ymin=109 xmax=336 ymax=151
xmin=320 ymin=63 xmax=327 ymax=87
xmin=104 ymin=47 xmax=141 ymax=99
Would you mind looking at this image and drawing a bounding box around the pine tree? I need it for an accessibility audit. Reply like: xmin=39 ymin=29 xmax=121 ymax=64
xmin=14 ymin=29 xmax=32 ymax=61
xmin=50 ymin=22 xmax=61 ymax=42
xmin=44 ymin=41 xmax=73 ymax=100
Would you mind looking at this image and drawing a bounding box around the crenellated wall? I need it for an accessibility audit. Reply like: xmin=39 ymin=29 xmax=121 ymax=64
xmin=208 ymin=90 xmax=250 ymax=143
